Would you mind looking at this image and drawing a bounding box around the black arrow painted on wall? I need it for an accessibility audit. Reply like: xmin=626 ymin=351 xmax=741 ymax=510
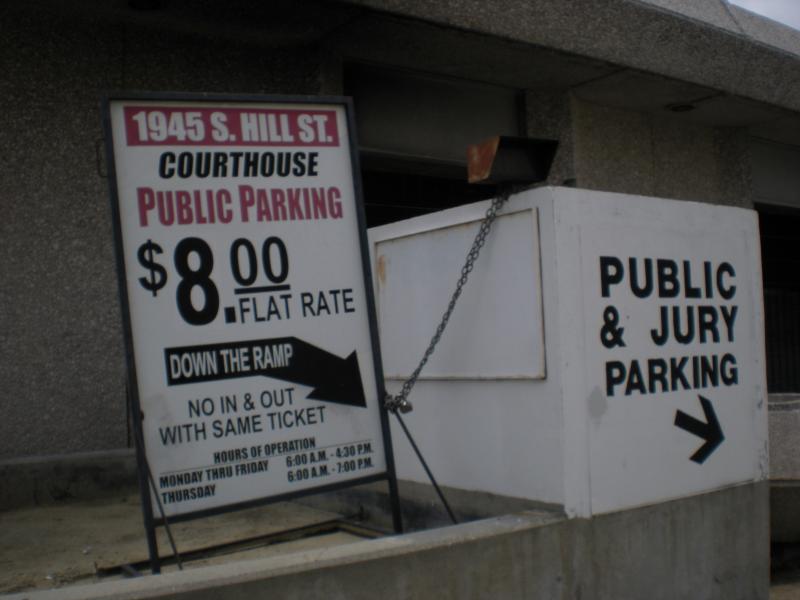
xmin=164 ymin=337 xmax=366 ymax=408
xmin=674 ymin=395 xmax=724 ymax=464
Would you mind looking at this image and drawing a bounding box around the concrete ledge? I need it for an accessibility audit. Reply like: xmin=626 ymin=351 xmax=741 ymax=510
xmin=769 ymin=395 xmax=800 ymax=544
xmin=5 ymin=482 xmax=768 ymax=600
xmin=0 ymin=449 xmax=137 ymax=511
xmin=0 ymin=448 xmax=560 ymax=530
xmin=772 ymin=480 xmax=800 ymax=544
xmin=297 ymin=479 xmax=564 ymax=532
xmin=769 ymin=394 xmax=800 ymax=479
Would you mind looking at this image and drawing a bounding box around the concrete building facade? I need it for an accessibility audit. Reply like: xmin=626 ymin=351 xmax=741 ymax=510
xmin=2 ymin=0 xmax=799 ymax=595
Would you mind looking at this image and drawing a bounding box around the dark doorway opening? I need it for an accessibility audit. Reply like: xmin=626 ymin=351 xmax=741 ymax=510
xmin=758 ymin=204 xmax=800 ymax=393
xmin=360 ymin=166 xmax=499 ymax=228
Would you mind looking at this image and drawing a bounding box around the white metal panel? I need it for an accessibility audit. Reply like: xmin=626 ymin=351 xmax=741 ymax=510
xmin=375 ymin=209 xmax=545 ymax=380
xmin=369 ymin=195 xmax=565 ymax=506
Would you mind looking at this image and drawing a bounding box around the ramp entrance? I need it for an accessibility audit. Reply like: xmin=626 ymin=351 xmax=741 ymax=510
xmin=0 ymin=496 xmax=384 ymax=593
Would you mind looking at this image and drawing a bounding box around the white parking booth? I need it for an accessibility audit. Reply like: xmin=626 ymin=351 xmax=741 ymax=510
xmin=370 ymin=186 xmax=769 ymax=518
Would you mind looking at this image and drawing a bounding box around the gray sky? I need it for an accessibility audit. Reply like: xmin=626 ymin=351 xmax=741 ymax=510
xmin=728 ymin=0 xmax=800 ymax=30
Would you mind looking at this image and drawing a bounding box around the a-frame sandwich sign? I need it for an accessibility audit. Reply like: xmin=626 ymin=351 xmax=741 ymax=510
xmin=103 ymin=92 xmax=401 ymax=571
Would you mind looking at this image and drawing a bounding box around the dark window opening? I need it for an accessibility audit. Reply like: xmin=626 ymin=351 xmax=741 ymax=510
xmin=360 ymin=161 xmax=499 ymax=227
xmin=345 ymin=63 xmax=522 ymax=227
xmin=758 ymin=204 xmax=800 ymax=393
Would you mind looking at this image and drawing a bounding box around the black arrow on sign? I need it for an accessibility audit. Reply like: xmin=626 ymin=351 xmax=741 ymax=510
xmin=674 ymin=395 xmax=724 ymax=464
xmin=164 ymin=337 xmax=367 ymax=408
xmin=268 ymin=339 xmax=366 ymax=408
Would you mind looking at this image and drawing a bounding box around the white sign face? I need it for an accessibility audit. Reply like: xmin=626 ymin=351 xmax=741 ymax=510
xmin=567 ymin=196 xmax=768 ymax=514
xmin=107 ymin=97 xmax=388 ymax=517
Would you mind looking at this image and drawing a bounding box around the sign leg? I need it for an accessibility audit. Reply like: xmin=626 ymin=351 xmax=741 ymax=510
xmin=128 ymin=385 xmax=161 ymax=574
xmin=387 ymin=471 xmax=403 ymax=534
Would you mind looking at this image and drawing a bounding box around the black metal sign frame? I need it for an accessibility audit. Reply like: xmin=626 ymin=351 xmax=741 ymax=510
xmin=102 ymin=92 xmax=402 ymax=573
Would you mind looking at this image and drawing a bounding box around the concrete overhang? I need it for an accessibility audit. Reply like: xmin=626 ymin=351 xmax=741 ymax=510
xmin=35 ymin=0 xmax=800 ymax=145
xmin=332 ymin=0 xmax=800 ymax=145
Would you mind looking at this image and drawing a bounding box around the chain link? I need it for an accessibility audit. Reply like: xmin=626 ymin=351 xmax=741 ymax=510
xmin=384 ymin=189 xmax=512 ymax=413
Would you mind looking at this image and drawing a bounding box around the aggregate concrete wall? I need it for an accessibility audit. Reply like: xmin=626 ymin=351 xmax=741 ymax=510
xmin=525 ymin=89 xmax=576 ymax=187
xmin=0 ymin=4 xmax=321 ymax=459
xmin=0 ymin=449 xmax=138 ymax=511
xmin=341 ymin=0 xmax=800 ymax=115
xmin=571 ymin=98 xmax=753 ymax=208
xmin=586 ymin=482 xmax=768 ymax=599
xmin=8 ymin=482 xmax=768 ymax=600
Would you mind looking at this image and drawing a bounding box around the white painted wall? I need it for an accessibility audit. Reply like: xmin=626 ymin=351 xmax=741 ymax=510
xmin=552 ymin=188 xmax=769 ymax=515
xmin=369 ymin=187 xmax=768 ymax=517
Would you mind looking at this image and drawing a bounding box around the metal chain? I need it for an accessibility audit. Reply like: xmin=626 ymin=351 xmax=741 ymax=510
xmin=384 ymin=189 xmax=512 ymax=413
